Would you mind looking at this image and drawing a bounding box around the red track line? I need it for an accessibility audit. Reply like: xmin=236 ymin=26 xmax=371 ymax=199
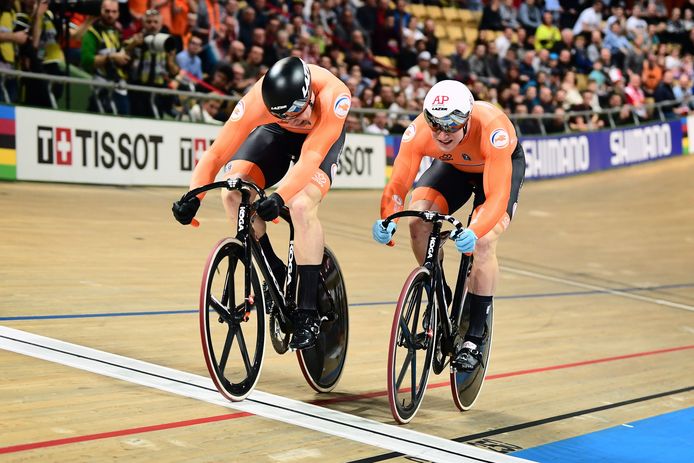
xmin=3 ymin=344 xmax=693 ymax=454
xmin=312 ymin=344 xmax=694 ymax=405
xmin=0 ymin=412 xmax=251 ymax=455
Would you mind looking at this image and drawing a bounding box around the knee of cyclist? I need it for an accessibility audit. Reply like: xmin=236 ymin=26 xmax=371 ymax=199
xmin=473 ymin=234 xmax=496 ymax=260
xmin=221 ymin=189 xmax=241 ymax=211
xmin=288 ymin=194 xmax=318 ymax=222
xmin=409 ymin=219 xmax=430 ymax=242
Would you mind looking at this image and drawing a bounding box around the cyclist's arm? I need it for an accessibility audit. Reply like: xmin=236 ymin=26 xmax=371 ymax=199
xmin=468 ymin=120 xmax=516 ymax=238
xmin=274 ymin=90 xmax=350 ymax=202
xmin=380 ymin=120 xmax=426 ymax=219
xmin=189 ymin=84 xmax=273 ymax=195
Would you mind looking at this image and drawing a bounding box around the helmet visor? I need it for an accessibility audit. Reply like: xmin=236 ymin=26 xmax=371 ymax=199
xmin=423 ymin=109 xmax=469 ymax=133
xmin=270 ymin=97 xmax=310 ymax=120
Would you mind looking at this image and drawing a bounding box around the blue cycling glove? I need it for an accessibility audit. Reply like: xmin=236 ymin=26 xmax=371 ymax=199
xmin=452 ymin=228 xmax=478 ymax=253
xmin=372 ymin=220 xmax=396 ymax=244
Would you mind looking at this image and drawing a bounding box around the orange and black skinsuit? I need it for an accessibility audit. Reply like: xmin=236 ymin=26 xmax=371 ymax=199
xmin=189 ymin=64 xmax=352 ymax=203
xmin=380 ymin=101 xmax=525 ymax=239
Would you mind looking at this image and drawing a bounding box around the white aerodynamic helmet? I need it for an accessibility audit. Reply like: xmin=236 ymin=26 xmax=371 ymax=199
xmin=422 ymin=80 xmax=474 ymax=133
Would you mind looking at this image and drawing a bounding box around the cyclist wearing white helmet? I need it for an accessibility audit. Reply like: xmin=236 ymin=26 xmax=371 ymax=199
xmin=372 ymin=79 xmax=526 ymax=371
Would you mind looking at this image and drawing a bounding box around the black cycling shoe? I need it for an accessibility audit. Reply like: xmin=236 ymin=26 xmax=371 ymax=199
xmin=289 ymin=309 xmax=321 ymax=350
xmin=452 ymin=341 xmax=484 ymax=372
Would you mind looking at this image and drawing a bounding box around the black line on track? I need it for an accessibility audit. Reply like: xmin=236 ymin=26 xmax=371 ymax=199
xmin=347 ymin=385 xmax=694 ymax=463
xmin=0 ymin=334 xmax=494 ymax=462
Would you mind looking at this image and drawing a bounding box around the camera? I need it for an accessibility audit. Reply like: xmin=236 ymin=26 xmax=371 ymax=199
xmin=144 ymin=33 xmax=177 ymax=53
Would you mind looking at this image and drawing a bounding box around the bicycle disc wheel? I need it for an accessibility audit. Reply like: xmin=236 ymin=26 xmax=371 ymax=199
xmin=450 ymin=300 xmax=493 ymax=411
xmin=297 ymin=246 xmax=349 ymax=393
xmin=387 ymin=267 xmax=437 ymax=424
xmin=200 ymin=238 xmax=266 ymax=402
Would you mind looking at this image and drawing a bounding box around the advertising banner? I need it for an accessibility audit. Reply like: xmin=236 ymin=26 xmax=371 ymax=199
xmin=13 ymin=107 xmax=386 ymax=188
xmin=15 ymin=107 xmax=218 ymax=186
xmin=332 ymin=133 xmax=386 ymax=188
xmin=521 ymin=119 xmax=685 ymax=179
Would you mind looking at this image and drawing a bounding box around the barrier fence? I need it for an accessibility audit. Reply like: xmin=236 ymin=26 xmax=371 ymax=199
xmin=1 ymin=68 xmax=692 ymax=136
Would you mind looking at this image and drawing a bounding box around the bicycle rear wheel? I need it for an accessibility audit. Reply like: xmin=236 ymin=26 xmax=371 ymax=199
xmin=200 ymin=238 xmax=266 ymax=402
xmin=387 ymin=267 xmax=437 ymax=424
xmin=297 ymin=246 xmax=349 ymax=392
xmin=450 ymin=299 xmax=493 ymax=411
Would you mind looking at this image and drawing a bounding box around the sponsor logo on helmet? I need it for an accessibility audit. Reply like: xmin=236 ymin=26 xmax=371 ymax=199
xmin=403 ymin=123 xmax=416 ymax=141
xmin=490 ymin=128 xmax=509 ymax=148
xmin=302 ymin=63 xmax=311 ymax=98
xmin=333 ymin=93 xmax=351 ymax=118
xmin=271 ymin=104 xmax=288 ymax=111
xmin=230 ymin=101 xmax=245 ymax=121
xmin=431 ymin=95 xmax=449 ymax=106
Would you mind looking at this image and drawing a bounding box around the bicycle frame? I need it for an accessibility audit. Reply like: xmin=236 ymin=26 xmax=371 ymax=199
xmin=384 ymin=210 xmax=471 ymax=360
xmin=183 ymin=179 xmax=299 ymax=327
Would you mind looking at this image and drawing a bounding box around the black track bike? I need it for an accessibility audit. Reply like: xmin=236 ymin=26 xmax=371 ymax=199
xmin=181 ymin=179 xmax=349 ymax=401
xmin=382 ymin=210 xmax=493 ymax=424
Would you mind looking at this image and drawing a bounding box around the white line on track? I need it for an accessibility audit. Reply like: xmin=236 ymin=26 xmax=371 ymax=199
xmin=0 ymin=326 xmax=534 ymax=463
xmin=503 ymin=266 xmax=694 ymax=312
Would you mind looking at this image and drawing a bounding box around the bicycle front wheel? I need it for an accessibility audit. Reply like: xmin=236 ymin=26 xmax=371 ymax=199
xmin=200 ymin=238 xmax=266 ymax=402
xmin=387 ymin=267 xmax=437 ymax=424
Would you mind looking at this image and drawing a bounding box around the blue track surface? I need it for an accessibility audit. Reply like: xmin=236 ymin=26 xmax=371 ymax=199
xmin=513 ymin=407 xmax=694 ymax=463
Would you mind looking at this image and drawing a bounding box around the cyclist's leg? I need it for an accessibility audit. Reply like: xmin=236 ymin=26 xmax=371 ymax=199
xmin=221 ymin=124 xmax=295 ymax=280
xmin=456 ymin=143 xmax=525 ymax=369
xmin=286 ymin=127 xmax=345 ymax=349
xmin=287 ymin=183 xmax=324 ymax=349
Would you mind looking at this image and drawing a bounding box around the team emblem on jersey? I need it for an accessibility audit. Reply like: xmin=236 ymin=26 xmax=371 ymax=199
xmin=490 ymin=128 xmax=509 ymax=148
xmin=333 ymin=93 xmax=351 ymax=118
xmin=462 ymin=153 xmax=471 ymax=161
xmin=230 ymin=100 xmax=245 ymax=121
xmin=439 ymin=153 xmax=452 ymax=161
xmin=403 ymin=123 xmax=416 ymax=142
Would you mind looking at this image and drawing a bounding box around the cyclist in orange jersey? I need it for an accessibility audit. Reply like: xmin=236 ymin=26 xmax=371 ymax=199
xmin=173 ymin=57 xmax=352 ymax=350
xmin=372 ymin=80 xmax=525 ymax=371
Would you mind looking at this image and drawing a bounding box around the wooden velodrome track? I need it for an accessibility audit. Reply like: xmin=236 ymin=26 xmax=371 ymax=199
xmin=1 ymin=155 xmax=693 ymax=462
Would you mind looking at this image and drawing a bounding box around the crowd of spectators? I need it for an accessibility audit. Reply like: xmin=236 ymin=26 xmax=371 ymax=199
xmin=0 ymin=0 xmax=693 ymax=134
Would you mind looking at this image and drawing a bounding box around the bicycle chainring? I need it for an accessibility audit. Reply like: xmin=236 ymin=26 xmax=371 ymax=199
xmin=269 ymin=311 xmax=290 ymax=354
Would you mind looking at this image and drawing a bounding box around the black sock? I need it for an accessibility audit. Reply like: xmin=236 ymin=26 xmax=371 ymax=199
xmin=258 ymin=234 xmax=286 ymax=279
xmin=465 ymin=293 xmax=492 ymax=345
xmin=298 ymin=264 xmax=321 ymax=313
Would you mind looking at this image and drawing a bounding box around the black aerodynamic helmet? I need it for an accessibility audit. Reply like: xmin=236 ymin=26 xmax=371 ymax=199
xmin=261 ymin=57 xmax=312 ymax=119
